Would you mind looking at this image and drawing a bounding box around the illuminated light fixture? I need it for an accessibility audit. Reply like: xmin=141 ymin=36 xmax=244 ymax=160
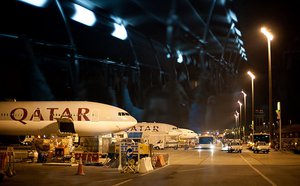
xmin=219 ymin=0 xmax=226 ymax=6
xmin=235 ymin=28 xmax=242 ymax=37
xmin=71 ymin=4 xmax=96 ymax=27
xmin=229 ymin=9 xmax=238 ymax=22
xmin=111 ymin=23 xmax=128 ymax=40
xmin=238 ymin=38 xmax=244 ymax=45
xmin=261 ymin=27 xmax=273 ymax=41
xmin=247 ymin=71 xmax=255 ymax=80
xmin=240 ymin=47 xmax=245 ymax=54
xmin=18 ymin=0 xmax=48 ymax=8
xmin=166 ymin=53 xmax=171 ymax=59
xmin=229 ymin=23 xmax=235 ymax=33
xmin=176 ymin=50 xmax=183 ymax=63
xmin=241 ymin=90 xmax=247 ymax=97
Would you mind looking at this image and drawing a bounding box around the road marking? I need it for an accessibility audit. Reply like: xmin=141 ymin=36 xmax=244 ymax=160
xmin=94 ymin=178 xmax=130 ymax=183
xmin=114 ymin=164 xmax=170 ymax=185
xmin=113 ymin=179 xmax=133 ymax=186
xmin=240 ymin=154 xmax=277 ymax=186
xmin=197 ymin=152 xmax=213 ymax=165
xmin=140 ymin=164 xmax=170 ymax=176
xmin=176 ymin=167 xmax=206 ymax=173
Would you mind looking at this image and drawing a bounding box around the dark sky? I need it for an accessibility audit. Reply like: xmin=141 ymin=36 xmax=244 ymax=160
xmin=234 ymin=0 xmax=300 ymax=124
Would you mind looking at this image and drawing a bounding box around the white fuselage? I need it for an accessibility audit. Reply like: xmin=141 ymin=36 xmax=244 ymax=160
xmin=178 ymin=128 xmax=198 ymax=139
xmin=127 ymin=122 xmax=181 ymax=135
xmin=0 ymin=101 xmax=137 ymax=136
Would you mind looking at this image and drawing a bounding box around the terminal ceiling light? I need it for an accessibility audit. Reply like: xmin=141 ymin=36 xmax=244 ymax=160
xmin=239 ymin=47 xmax=246 ymax=55
xmin=166 ymin=53 xmax=171 ymax=59
xmin=219 ymin=0 xmax=226 ymax=6
xmin=238 ymin=38 xmax=244 ymax=45
xmin=18 ymin=0 xmax=48 ymax=8
xmin=229 ymin=23 xmax=235 ymax=34
xmin=176 ymin=50 xmax=183 ymax=63
xmin=111 ymin=23 xmax=128 ymax=40
xmin=234 ymin=27 xmax=242 ymax=37
xmin=228 ymin=9 xmax=238 ymax=22
xmin=71 ymin=4 xmax=96 ymax=27
xmin=241 ymin=53 xmax=246 ymax=59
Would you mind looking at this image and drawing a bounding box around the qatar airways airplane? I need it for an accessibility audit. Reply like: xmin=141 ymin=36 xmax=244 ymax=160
xmin=0 ymin=101 xmax=137 ymax=137
xmin=178 ymin=128 xmax=198 ymax=139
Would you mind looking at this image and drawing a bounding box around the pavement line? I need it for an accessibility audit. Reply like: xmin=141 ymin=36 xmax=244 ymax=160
xmin=176 ymin=167 xmax=206 ymax=173
xmin=240 ymin=154 xmax=277 ymax=186
xmin=113 ymin=164 xmax=170 ymax=185
xmin=140 ymin=164 xmax=170 ymax=176
xmin=93 ymin=178 xmax=129 ymax=183
xmin=197 ymin=154 xmax=211 ymax=165
xmin=113 ymin=179 xmax=133 ymax=186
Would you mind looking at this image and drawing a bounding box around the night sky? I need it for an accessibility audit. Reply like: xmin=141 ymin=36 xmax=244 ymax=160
xmin=234 ymin=0 xmax=300 ymax=125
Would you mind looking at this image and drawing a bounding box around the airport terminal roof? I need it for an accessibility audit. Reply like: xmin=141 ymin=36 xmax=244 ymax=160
xmin=1 ymin=0 xmax=247 ymax=73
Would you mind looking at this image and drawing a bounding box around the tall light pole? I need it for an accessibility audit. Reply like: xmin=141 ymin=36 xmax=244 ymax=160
xmin=237 ymin=101 xmax=243 ymax=140
xmin=247 ymin=71 xmax=255 ymax=141
xmin=234 ymin=111 xmax=239 ymax=139
xmin=261 ymin=27 xmax=274 ymax=131
xmin=241 ymin=90 xmax=247 ymax=142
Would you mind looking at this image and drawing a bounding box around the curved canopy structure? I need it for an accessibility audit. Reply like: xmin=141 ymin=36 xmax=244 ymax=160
xmin=0 ymin=0 xmax=247 ymax=131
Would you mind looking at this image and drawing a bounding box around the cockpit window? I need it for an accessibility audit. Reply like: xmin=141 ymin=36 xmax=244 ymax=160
xmin=118 ymin=112 xmax=130 ymax=116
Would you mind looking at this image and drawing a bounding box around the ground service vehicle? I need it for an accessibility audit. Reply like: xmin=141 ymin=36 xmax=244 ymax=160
xmin=195 ymin=135 xmax=215 ymax=149
xmin=153 ymin=139 xmax=178 ymax=150
xmin=248 ymin=133 xmax=270 ymax=150
xmin=253 ymin=141 xmax=270 ymax=153
xmin=228 ymin=141 xmax=242 ymax=153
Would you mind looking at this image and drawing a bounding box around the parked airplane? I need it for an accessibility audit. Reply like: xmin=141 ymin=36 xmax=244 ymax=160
xmin=178 ymin=128 xmax=198 ymax=139
xmin=126 ymin=122 xmax=181 ymax=146
xmin=127 ymin=122 xmax=182 ymax=136
xmin=0 ymin=101 xmax=137 ymax=138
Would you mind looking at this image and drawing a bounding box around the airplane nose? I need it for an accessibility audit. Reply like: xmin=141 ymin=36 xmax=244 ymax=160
xmin=118 ymin=117 xmax=136 ymax=131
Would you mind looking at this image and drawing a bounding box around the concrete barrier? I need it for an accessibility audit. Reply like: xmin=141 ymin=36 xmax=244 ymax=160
xmin=138 ymin=157 xmax=153 ymax=173
xmin=155 ymin=154 xmax=166 ymax=167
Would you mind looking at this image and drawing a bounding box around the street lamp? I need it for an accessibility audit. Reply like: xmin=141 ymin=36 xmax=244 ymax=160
xmin=261 ymin=26 xmax=274 ymax=131
xmin=237 ymin=101 xmax=243 ymax=140
xmin=234 ymin=111 xmax=239 ymax=139
xmin=247 ymin=71 xmax=255 ymax=141
xmin=241 ymin=90 xmax=247 ymax=141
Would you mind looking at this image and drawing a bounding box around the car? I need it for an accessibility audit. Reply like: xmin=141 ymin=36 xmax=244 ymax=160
xmin=253 ymin=141 xmax=270 ymax=154
xmin=227 ymin=141 xmax=242 ymax=153
xmin=221 ymin=142 xmax=229 ymax=151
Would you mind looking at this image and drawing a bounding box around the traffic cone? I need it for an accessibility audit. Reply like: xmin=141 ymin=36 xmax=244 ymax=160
xmin=76 ymin=157 xmax=85 ymax=175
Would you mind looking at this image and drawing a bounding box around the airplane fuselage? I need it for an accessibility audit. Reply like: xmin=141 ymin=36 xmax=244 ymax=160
xmin=0 ymin=101 xmax=137 ymax=136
